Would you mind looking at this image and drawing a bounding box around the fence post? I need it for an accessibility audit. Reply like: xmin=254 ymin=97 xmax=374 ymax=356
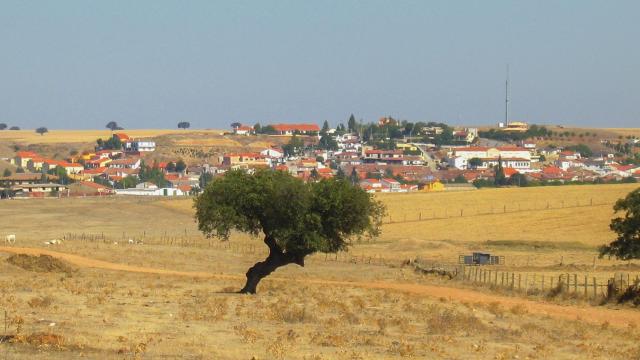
xmin=574 ymin=274 xmax=578 ymax=293
xmin=593 ymin=277 xmax=597 ymax=299
xmin=541 ymin=275 xmax=545 ymax=291
xmin=584 ymin=275 xmax=588 ymax=297
xmin=518 ymin=274 xmax=521 ymax=291
xmin=511 ymin=273 xmax=515 ymax=290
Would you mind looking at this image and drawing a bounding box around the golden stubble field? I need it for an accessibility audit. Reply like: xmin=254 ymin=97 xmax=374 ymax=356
xmin=0 ymin=129 xmax=225 ymax=145
xmin=1 ymin=183 xmax=640 ymax=358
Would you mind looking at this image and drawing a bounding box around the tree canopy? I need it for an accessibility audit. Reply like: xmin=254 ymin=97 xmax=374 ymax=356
xmin=106 ymin=121 xmax=119 ymax=131
xmin=194 ymin=169 xmax=385 ymax=293
xmin=600 ymin=188 xmax=640 ymax=260
xmin=35 ymin=127 xmax=48 ymax=136
xmin=178 ymin=121 xmax=191 ymax=129
xmin=0 ymin=123 xmax=7 ymax=130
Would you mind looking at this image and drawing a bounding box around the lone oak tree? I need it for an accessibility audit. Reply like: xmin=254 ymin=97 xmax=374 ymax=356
xmin=195 ymin=169 xmax=385 ymax=294
xmin=600 ymin=188 xmax=640 ymax=260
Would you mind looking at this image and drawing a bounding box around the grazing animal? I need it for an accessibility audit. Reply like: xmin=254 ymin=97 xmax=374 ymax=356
xmin=5 ymin=234 xmax=16 ymax=244
xmin=128 ymin=239 xmax=135 ymax=244
xmin=44 ymin=239 xmax=62 ymax=246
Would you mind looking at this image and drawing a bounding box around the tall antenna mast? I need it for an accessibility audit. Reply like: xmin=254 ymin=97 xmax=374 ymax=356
xmin=505 ymin=65 xmax=510 ymax=126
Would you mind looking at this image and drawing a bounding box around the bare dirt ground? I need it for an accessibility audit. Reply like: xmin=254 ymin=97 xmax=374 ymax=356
xmin=2 ymin=246 xmax=640 ymax=330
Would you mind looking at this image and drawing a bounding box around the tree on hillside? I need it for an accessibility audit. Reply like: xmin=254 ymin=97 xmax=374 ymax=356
xmin=599 ymin=189 xmax=640 ymax=260
xmin=318 ymin=122 xmax=338 ymax=151
xmin=493 ymin=156 xmax=507 ymax=186
xmin=348 ymin=114 xmax=357 ymax=133
xmin=35 ymin=127 xmax=48 ymax=136
xmin=253 ymin=123 xmax=262 ymax=133
xmin=2 ymin=169 xmax=11 ymax=177
xmin=178 ymin=121 xmax=191 ymax=129
xmin=230 ymin=122 xmax=241 ymax=130
xmin=106 ymin=121 xmax=119 ymax=132
xmin=283 ymin=135 xmax=304 ymax=157
xmin=175 ymin=159 xmax=187 ymax=172
xmin=9 ymin=126 xmax=20 ymax=130
xmin=349 ymin=167 xmax=359 ymax=185
xmin=0 ymin=123 xmax=7 ymax=130
xmin=468 ymin=157 xmax=482 ymax=169
xmin=195 ymin=169 xmax=385 ymax=293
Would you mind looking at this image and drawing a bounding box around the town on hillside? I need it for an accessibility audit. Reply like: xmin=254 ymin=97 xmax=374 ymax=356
xmin=1 ymin=118 xmax=639 ymax=199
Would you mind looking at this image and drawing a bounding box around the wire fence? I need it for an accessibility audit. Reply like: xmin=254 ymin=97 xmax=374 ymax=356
xmin=384 ymin=198 xmax=613 ymax=224
xmin=413 ymin=260 xmax=640 ymax=300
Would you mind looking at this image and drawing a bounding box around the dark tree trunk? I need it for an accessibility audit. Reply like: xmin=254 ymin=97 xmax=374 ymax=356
xmin=239 ymin=235 xmax=306 ymax=294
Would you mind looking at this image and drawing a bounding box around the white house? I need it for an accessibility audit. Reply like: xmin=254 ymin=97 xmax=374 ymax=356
xmin=447 ymin=156 xmax=468 ymax=170
xmin=125 ymin=140 xmax=156 ymax=153
xmin=260 ymin=147 xmax=284 ymax=159
xmin=115 ymin=185 xmax=187 ymax=196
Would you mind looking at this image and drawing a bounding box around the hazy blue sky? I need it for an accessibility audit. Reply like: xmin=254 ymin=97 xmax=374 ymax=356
xmin=1 ymin=1 xmax=638 ymax=129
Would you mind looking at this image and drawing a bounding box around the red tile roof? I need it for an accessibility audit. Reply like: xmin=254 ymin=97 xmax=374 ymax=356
xmin=84 ymin=167 xmax=108 ymax=175
xmin=503 ymin=168 xmax=519 ymax=177
xmin=114 ymin=133 xmax=130 ymax=141
xmin=16 ymin=151 xmax=38 ymax=158
xmin=79 ymin=181 xmax=112 ymax=190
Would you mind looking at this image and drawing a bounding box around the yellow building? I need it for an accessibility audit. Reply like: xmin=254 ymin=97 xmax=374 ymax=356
xmin=501 ymin=121 xmax=529 ymax=132
xmin=396 ymin=143 xmax=418 ymax=152
xmin=422 ymin=180 xmax=445 ymax=192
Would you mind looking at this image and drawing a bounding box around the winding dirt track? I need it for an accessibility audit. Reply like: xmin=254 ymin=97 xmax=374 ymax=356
xmin=2 ymin=246 xmax=639 ymax=328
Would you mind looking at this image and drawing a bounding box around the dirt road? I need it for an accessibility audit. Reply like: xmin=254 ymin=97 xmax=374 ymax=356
xmin=2 ymin=246 xmax=639 ymax=328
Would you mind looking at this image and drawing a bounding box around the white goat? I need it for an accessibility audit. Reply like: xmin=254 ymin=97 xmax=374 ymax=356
xmin=5 ymin=234 xmax=16 ymax=244
xmin=44 ymin=239 xmax=62 ymax=246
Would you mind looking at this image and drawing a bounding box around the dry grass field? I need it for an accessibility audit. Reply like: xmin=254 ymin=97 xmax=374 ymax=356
xmin=0 ymin=129 xmax=225 ymax=145
xmin=1 ymin=183 xmax=640 ymax=358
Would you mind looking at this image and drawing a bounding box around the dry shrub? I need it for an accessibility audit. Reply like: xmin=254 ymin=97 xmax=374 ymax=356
xmin=425 ymin=307 xmax=486 ymax=335
xmin=85 ymin=293 xmax=107 ymax=306
xmin=388 ymin=339 xmax=416 ymax=357
xmin=265 ymin=338 xmax=288 ymax=359
xmin=266 ymin=300 xmax=318 ymax=324
xmin=179 ymin=296 xmax=228 ymax=321
xmin=510 ymin=304 xmax=528 ymax=316
xmin=6 ymin=254 xmax=75 ymax=274
xmin=614 ymin=280 xmax=640 ymax=305
xmin=233 ymin=323 xmax=262 ymax=344
xmin=340 ymin=309 xmax=361 ymax=325
xmin=20 ymin=332 xmax=66 ymax=350
xmin=28 ymin=296 xmax=53 ymax=308
xmin=310 ymin=331 xmax=349 ymax=347
xmin=486 ymin=301 xmax=505 ymax=318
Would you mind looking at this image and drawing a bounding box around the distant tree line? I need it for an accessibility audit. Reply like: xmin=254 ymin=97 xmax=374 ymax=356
xmin=0 ymin=123 xmax=20 ymax=130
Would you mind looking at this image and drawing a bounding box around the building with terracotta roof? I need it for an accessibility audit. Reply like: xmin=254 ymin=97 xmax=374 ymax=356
xmin=14 ymin=151 xmax=39 ymax=168
xmin=222 ymin=153 xmax=271 ymax=168
xmin=448 ymin=146 xmax=532 ymax=170
xmin=109 ymin=158 xmax=141 ymax=169
xmin=270 ymin=123 xmax=320 ymax=135
xmin=233 ymin=125 xmax=254 ymax=135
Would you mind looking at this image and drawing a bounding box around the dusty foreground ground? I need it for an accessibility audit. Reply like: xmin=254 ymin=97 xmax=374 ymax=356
xmin=1 ymin=187 xmax=640 ymax=359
